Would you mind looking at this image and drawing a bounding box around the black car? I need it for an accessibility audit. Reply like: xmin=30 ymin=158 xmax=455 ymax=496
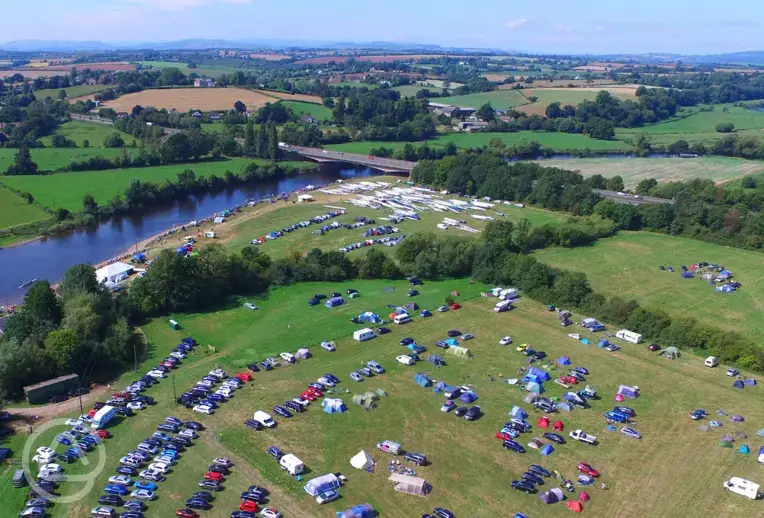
xmin=165 ymin=440 xmax=186 ymax=451
xmin=330 ymin=292 xmax=341 ymax=298
xmin=543 ymin=432 xmax=566 ymax=444
xmin=409 ymin=277 xmax=423 ymax=286
xmin=124 ymin=500 xmax=147 ymax=511
xmin=134 ymin=395 xmax=155 ymax=405
xmin=399 ymin=337 xmax=415 ymax=346
xmin=240 ymin=490 xmax=265 ymax=503
xmin=447 ymin=330 xmax=462 ymax=337
xmin=157 ymin=423 xmax=179 ymax=433
xmin=26 ymin=498 xmax=51 ymax=508
xmin=184 ymin=421 xmax=204 ymax=431
xmin=98 ymin=494 xmax=124 ymax=506
xmin=273 ymin=405 xmax=292 ymax=418
xmin=115 ymin=407 xmax=133 ymax=417
xmin=464 ymin=405 xmax=481 ymax=421
xmin=244 ymin=419 xmax=263 ymax=431
xmin=231 ymin=512 xmax=256 ymax=518
xmin=528 ymin=464 xmax=551 ymax=478
xmin=324 ymin=373 xmax=340 ymax=384
xmin=433 ymin=508 xmax=456 ymax=518
xmin=165 ymin=416 xmax=183 ymax=426
xmin=121 ymin=512 xmax=145 ymax=518
xmin=377 ymin=327 xmax=391 ymax=335
xmin=247 ymin=363 xmax=261 ymax=372
xmin=404 ymin=452 xmax=427 ymax=466
xmin=208 ymin=464 xmax=229 ymax=474
xmin=454 ymin=406 xmax=468 ymax=417
xmin=247 ymin=485 xmax=268 ymax=495
xmin=198 ymin=479 xmax=222 ymax=491
xmin=172 ymin=436 xmax=192 ymax=446
xmin=267 ymin=446 xmax=284 ymax=460
xmin=93 ymin=402 xmax=106 ymax=410
xmin=284 ymin=401 xmax=304 ymax=413
xmin=510 ymin=480 xmax=536 ymax=493
xmin=522 ymin=471 xmax=544 ymax=486
xmin=533 ymin=351 xmax=547 ymax=360
xmin=259 ymin=362 xmax=273 ymax=371
xmin=186 ymin=498 xmax=210 ymax=509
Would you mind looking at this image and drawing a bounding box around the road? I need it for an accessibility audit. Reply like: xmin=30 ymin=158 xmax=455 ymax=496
xmin=593 ymin=189 xmax=675 ymax=205
xmin=282 ymin=144 xmax=416 ymax=173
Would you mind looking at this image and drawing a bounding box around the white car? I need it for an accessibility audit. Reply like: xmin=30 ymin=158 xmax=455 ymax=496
xmin=265 ymin=357 xmax=281 ymax=367
xmin=139 ymin=469 xmax=164 ymax=481
xmin=260 ymin=509 xmax=282 ymax=518
xmin=499 ymin=336 xmax=513 ymax=345
xmin=148 ymin=462 xmax=170 ymax=474
xmin=317 ymin=376 xmax=335 ymax=387
xmin=209 ymin=369 xmax=227 ymax=379
xmin=178 ymin=429 xmax=197 ymax=439
xmin=126 ymin=401 xmax=145 ymax=411
xmin=36 ymin=447 xmax=56 ymax=457
xmin=108 ymin=474 xmax=131 ymax=486
xmin=64 ymin=419 xmax=83 ymax=427
xmin=130 ymin=489 xmax=155 ymax=500
xmin=119 ymin=456 xmax=141 ymax=468
xmin=293 ymin=397 xmax=310 ymax=407
xmin=147 ymin=370 xmax=166 ymax=379
xmin=32 ymin=453 xmax=56 ymax=464
xmin=215 ymin=388 xmax=233 ymax=398
xmin=320 ymin=341 xmax=336 ymax=352
xmin=244 ymin=303 xmax=258 ymax=311
xmin=396 ymin=355 xmax=415 ymax=366
xmin=41 ymin=463 xmax=62 ymax=473
xmin=170 ymin=351 xmax=186 ymax=360
xmin=193 ymin=404 xmax=213 ymax=415
xmin=279 ymin=352 xmax=295 ymax=363
xmin=153 ymin=455 xmax=176 ymax=465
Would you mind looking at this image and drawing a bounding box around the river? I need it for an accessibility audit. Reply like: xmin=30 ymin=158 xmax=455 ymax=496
xmin=0 ymin=164 xmax=379 ymax=305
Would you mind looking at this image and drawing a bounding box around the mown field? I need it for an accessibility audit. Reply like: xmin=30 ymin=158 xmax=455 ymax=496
xmin=535 ymin=232 xmax=764 ymax=341
xmin=138 ymin=61 xmax=245 ymax=77
xmin=437 ymin=89 xmax=529 ymax=109
xmin=34 ymin=85 xmax=109 ymax=100
xmin=0 ymin=187 xmax=50 ymax=229
xmin=4 ymin=278 xmax=763 ymax=518
xmin=549 ymin=156 xmax=764 ymax=187
xmin=39 ymin=121 xmax=135 ymax=148
xmin=102 ymin=88 xmax=281 ymax=113
xmin=516 ymin=88 xmax=638 ymax=116
xmin=279 ymin=101 xmax=333 ymax=120
xmin=0 ymin=148 xmax=126 ymax=173
xmin=0 ymin=158 xmax=311 ymax=212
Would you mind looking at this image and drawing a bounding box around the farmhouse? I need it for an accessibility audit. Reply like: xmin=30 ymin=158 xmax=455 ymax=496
xmin=207 ymin=113 xmax=222 ymax=121
xmin=194 ymin=77 xmax=215 ymax=88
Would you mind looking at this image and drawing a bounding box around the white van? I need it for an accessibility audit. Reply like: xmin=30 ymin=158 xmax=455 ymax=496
xmin=279 ymin=453 xmax=304 ymax=475
xmin=184 ymin=236 xmax=196 ymax=245
xmin=253 ymin=410 xmax=276 ymax=428
xmin=203 ymin=231 xmax=216 ymax=238
xmin=723 ymin=477 xmax=760 ymax=499
xmin=393 ymin=314 xmax=411 ymax=325
xmin=704 ymin=356 xmax=719 ymax=368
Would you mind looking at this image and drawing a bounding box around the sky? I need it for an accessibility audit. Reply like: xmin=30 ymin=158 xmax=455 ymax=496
xmin=3 ymin=0 xmax=763 ymax=55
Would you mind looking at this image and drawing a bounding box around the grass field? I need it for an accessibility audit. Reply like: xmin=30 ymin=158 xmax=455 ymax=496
xmin=0 ymin=187 xmax=50 ymax=229
xmin=0 ymin=158 xmax=311 ymax=211
xmin=280 ymin=101 xmax=333 ymax=120
xmin=138 ymin=61 xmax=245 ymax=77
xmin=34 ymin=85 xmax=109 ymax=100
xmin=0 ymin=148 xmax=127 ymax=173
xmin=517 ymin=88 xmax=638 ymax=116
xmin=438 ymin=90 xmax=529 ymax=110
xmin=548 ymin=156 xmax=764 ymax=187
xmin=39 ymin=121 xmax=135 ymax=148
xmin=535 ymin=232 xmax=764 ymax=341
xmin=4 ymin=277 xmax=764 ymax=517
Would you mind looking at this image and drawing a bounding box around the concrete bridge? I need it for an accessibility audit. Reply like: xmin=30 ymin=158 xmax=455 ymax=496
xmin=281 ymin=144 xmax=416 ymax=175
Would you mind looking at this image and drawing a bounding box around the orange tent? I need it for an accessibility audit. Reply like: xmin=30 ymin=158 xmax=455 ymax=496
xmin=566 ymin=501 xmax=583 ymax=512
xmin=579 ymin=492 xmax=590 ymax=502
xmin=553 ymin=421 xmax=564 ymax=431
xmin=538 ymin=416 xmax=550 ymax=428
xmin=389 ymin=313 xmax=398 ymax=320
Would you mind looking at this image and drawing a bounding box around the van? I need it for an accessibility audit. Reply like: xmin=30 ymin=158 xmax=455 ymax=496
xmin=393 ymin=314 xmax=411 ymax=325
xmin=203 ymin=231 xmax=216 ymax=238
xmin=376 ymin=440 xmax=401 ymax=455
xmin=704 ymin=356 xmax=719 ymax=368
xmin=279 ymin=453 xmax=304 ymax=475
xmin=253 ymin=410 xmax=276 ymax=428
xmin=723 ymin=477 xmax=760 ymax=499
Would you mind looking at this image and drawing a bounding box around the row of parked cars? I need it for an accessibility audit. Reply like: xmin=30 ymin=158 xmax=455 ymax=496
xmin=338 ymin=234 xmax=405 ymax=253
xmin=251 ymin=210 xmax=346 ymax=245
xmin=92 ymin=416 xmax=203 ymax=517
xmin=177 ymin=368 xmax=252 ymax=414
xmin=174 ymin=456 xmax=238 ymax=517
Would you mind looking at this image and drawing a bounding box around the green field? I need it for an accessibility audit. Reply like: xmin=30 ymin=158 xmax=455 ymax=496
xmin=39 ymin=121 xmax=136 ymax=148
xmin=392 ymin=85 xmax=428 ymax=97
xmin=34 ymin=84 xmax=109 ymax=100
xmin=548 ymin=156 xmax=764 ymax=187
xmin=0 ymin=158 xmax=312 ymax=212
xmin=0 ymin=148 xmax=127 ymax=173
xmin=4 ymin=278 xmax=764 ymax=517
xmin=536 ymin=232 xmax=764 ymax=341
xmin=280 ymin=101 xmax=333 ymax=120
xmin=438 ymin=89 xmax=529 ymax=109
xmin=0 ymin=186 xmax=50 ymax=228
xmin=522 ymin=88 xmax=636 ymax=107
xmin=138 ymin=61 xmax=245 ymax=78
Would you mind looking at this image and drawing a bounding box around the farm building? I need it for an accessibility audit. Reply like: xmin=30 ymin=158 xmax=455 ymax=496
xmin=389 ymin=473 xmax=429 ymax=496
xmin=23 ymin=374 xmax=80 ymax=404
xmin=194 ymin=77 xmax=215 ymax=88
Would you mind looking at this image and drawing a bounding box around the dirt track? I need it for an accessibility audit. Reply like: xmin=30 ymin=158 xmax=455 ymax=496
xmin=5 ymin=385 xmax=109 ymax=425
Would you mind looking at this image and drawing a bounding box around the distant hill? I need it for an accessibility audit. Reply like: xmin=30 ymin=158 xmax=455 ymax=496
xmin=689 ymin=51 xmax=764 ymax=65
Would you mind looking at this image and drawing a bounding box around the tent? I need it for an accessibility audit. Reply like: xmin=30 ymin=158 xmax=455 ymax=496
xmin=744 ymin=378 xmax=757 ymax=386
xmin=427 ymin=354 xmax=444 ymax=366
xmin=337 ymin=504 xmax=376 ymax=518
xmin=304 ymin=473 xmax=341 ymax=496
xmin=540 ymin=444 xmax=555 ymax=456
xmin=415 ymin=373 xmax=432 ymax=388
xmin=447 ymin=346 xmax=471 ymax=358
xmin=295 ymin=348 xmax=311 ymax=360
xmin=351 ymin=394 xmax=375 ymax=409
xmin=557 ymin=402 xmax=572 ymax=412
xmin=662 ymin=346 xmax=681 ymax=359
xmin=322 ymin=398 xmax=347 ymax=414
xmin=580 ymin=338 xmax=590 ymax=345
xmin=719 ymin=440 xmax=733 ymax=448
xmin=528 ymin=438 xmax=543 ymax=450
xmin=566 ymin=501 xmax=583 ymax=513
xmin=526 ymin=382 xmax=545 ymax=394
xmin=524 ymin=374 xmax=543 ymax=384
xmin=510 ymin=406 xmax=528 ymax=420
xmin=389 ymin=473 xmax=428 ymax=496
xmin=350 ymin=450 xmax=374 ymax=470
xmin=553 ymin=421 xmax=564 ymax=431
xmin=736 ymin=431 xmax=747 ymax=440
xmin=733 ymin=380 xmax=745 ymax=389
xmin=579 ymin=492 xmax=590 ymax=502
xmin=444 ymin=338 xmax=459 ymax=347
xmin=389 ymin=312 xmax=398 ymax=320
xmin=375 ymin=388 xmax=388 ymax=397
xmin=598 ymin=339 xmax=609 ymax=348
xmin=721 ymin=434 xmax=735 ymax=443
xmin=524 ymin=392 xmax=540 ymax=404
xmin=459 ymin=390 xmax=478 ymax=403
xmin=557 ymin=356 xmax=571 ymax=366
xmin=738 ymin=445 xmax=750 ymax=455
xmin=617 ymin=385 xmax=640 ymax=399
xmin=539 ymin=488 xmax=564 ymax=504
xmin=538 ymin=416 xmax=550 ymax=428
xmin=404 ymin=302 xmax=419 ymax=312
xmin=615 ymin=394 xmax=625 ymax=402
xmin=358 ymin=312 xmax=383 ymax=324
xmin=731 ymin=414 xmax=745 ymax=422
xmin=528 ymin=367 xmax=551 ymax=382
xmin=681 ymin=271 xmax=694 ymax=279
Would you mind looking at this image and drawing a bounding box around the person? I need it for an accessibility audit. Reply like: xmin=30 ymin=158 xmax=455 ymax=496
xmin=601 ymin=482 xmax=608 ymax=490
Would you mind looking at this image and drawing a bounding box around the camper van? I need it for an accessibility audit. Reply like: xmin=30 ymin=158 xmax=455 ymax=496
xmin=393 ymin=314 xmax=411 ymax=325
xmin=615 ymin=329 xmax=642 ymax=344
xmin=279 ymin=453 xmax=305 ymax=475
xmin=353 ymin=328 xmax=376 ymax=342
xmin=203 ymin=231 xmax=216 ymax=238
xmin=723 ymin=477 xmax=760 ymax=499
xmin=494 ymin=300 xmax=512 ymax=313
xmin=704 ymin=356 xmax=719 ymax=368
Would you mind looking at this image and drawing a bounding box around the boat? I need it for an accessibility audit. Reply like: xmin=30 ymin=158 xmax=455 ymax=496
xmin=18 ymin=278 xmax=37 ymax=289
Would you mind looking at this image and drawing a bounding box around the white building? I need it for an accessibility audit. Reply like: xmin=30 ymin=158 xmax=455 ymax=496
xmin=95 ymin=262 xmax=133 ymax=288
xmin=194 ymin=78 xmax=215 ymax=88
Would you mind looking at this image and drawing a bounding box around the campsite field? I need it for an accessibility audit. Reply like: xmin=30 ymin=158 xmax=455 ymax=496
xmin=0 ymin=187 xmax=50 ymax=229
xmin=437 ymin=89 xmax=529 ymax=110
xmin=0 ymin=148 xmax=126 ymax=173
xmin=0 ymin=158 xmax=311 ymax=212
xmin=39 ymin=120 xmax=135 ymax=148
xmin=280 ymin=100 xmax=333 ymax=120
xmin=4 ymin=278 xmax=764 ymax=517
xmin=547 ymin=156 xmax=764 ymax=187
xmin=535 ymin=232 xmax=764 ymax=341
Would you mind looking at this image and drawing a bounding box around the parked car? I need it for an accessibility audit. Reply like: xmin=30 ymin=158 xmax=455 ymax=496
xmin=267 ymin=446 xmax=284 ymax=461
xmin=464 ymin=405 xmax=481 ymax=421
xmin=396 ymin=355 xmax=415 ymax=366
xmin=499 ymin=336 xmax=513 ymax=345
xmin=350 ymin=372 xmax=363 ymax=382
xmin=273 ymin=406 xmax=292 ymax=419
xmin=543 ymin=432 xmax=566 ymax=444
xmin=502 ymin=440 xmax=526 ymax=453
xmin=648 ymin=343 xmax=661 ymax=351
xmin=316 ymin=489 xmax=340 ymax=504
xmin=620 ymin=427 xmax=641 ymax=439
xmin=436 ymin=306 xmax=449 ymax=312
xmin=577 ymin=462 xmax=600 ymax=477
xmin=130 ymin=489 xmax=155 ymax=500
xmin=522 ymin=471 xmax=544 ymax=486
xmin=440 ymin=400 xmax=455 ymax=413
xmin=176 ymin=510 xmax=199 ymax=518
xmin=511 ymin=480 xmax=536 ymax=493
xmin=197 ymin=479 xmax=221 ymax=491
xmin=320 ymin=341 xmax=336 ymax=352
xmin=727 ymin=368 xmax=740 ymax=377
xmin=377 ymin=327 xmax=391 ymax=335
xmin=454 ymin=406 xmax=468 ymax=417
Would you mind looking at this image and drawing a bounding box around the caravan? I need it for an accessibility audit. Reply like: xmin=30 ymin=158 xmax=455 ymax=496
xmin=353 ymin=328 xmax=376 ymax=342
xmin=616 ymin=329 xmax=642 ymax=344
xmin=279 ymin=453 xmax=305 ymax=475
xmin=723 ymin=477 xmax=759 ymax=499
xmin=494 ymin=300 xmax=512 ymax=313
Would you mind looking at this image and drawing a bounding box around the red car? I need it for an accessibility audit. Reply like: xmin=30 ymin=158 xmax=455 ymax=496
xmin=162 ymin=361 xmax=175 ymax=369
xmin=494 ymin=431 xmax=512 ymax=441
xmin=94 ymin=429 xmax=111 ymax=439
xmin=559 ymin=375 xmax=578 ymax=385
xmin=577 ymin=462 xmax=600 ymax=477
xmin=306 ymin=387 xmax=323 ymax=397
xmin=236 ymin=372 xmax=253 ymax=382
xmin=205 ymin=471 xmax=224 ymax=481
xmin=239 ymin=500 xmax=258 ymax=513
xmin=301 ymin=391 xmax=317 ymax=401
xmin=450 ymin=303 xmax=461 ymax=310
xmin=648 ymin=343 xmax=661 ymax=351
xmin=176 ymin=510 xmax=199 ymax=518
xmin=88 ymin=409 xmax=98 ymax=418
xmin=112 ymin=392 xmax=130 ymax=399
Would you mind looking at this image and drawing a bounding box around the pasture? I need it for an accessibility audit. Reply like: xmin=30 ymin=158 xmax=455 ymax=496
xmin=516 ymin=88 xmax=638 ymax=116
xmin=280 ymin=101 xmax=333 ymax=120
xmin=0 ymin=148 xmax=126 ymax=173
xmin=102 ymin=88 xmax=284 ymax=113
xmin=4 ymin=277 xmax=764 ymax=517
xmin=34 ymin=85 xmax=109 ymax=100
xmin=138 ymin=61 xmax=244 ymax=77
xmin=549 ymin=156 xmax=764 ymax=188
xmin=0 ymin=158 xmax=310 ymax=212
xmin=437 ymin=89 xmax=529 ymax=110
xmin=0 ymin=187 xmax=50 ymax=229
xmin=535 ymin=231 xmax=764 ymax=342
xmin=39 ymin=121 xmax=135 ymax=148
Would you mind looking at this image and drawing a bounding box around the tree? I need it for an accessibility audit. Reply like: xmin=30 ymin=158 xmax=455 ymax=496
xmin=476 ymin=102 xmax=495 ymax=122
xmin=24 ymin=280 xmax=62 ymax=325
xmin=57 ymin=89 xmax=67 ymax=100
xmin=59 ymin=264 xmax=99 ymax=300
xmin=267 ymin=123 xmax=279 ymax=160
xmin=132 ymin=105 xmax=143 ymax=116
xmin=244 ymin=120 xmax=255 ymax=154
xmin=82 ymin=139 xmax=90 ymax=148
xmin=322 ymin=97 xmax=335 ymax=109
xmin=234 ymin=100 xmax=247 ymax=114
xmin=545 ymin=102 xmax=562 ymax=119
xmin=5 ymin=144 xmax=39 ymax=175
xmin=103 ymin=132 xmax=125 ymax=148
xmin=51 ymin=134 xmax=76 ymax=148
xmin=605 ymin=176 xmax=625 ymax=192
xmin=44 ymin=329 xmax=82 ymax=372
xmin=82 ymin=193 xmax=98 ymax=215
xmin=742 ymin=176 xmax=758 ymax=189
xmin=716 ymin=122 xmax=735 ymax=133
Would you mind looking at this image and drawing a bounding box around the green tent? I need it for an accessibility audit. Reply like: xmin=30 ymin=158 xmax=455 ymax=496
xmin=375 ymin=388 xmax=388 ymax=397
xmin=662 ymin=346 xmax=681 ymax=359
xmin=447 ymin=346 xmax=471 ymax=359
xmin=719 ymin=440 xmax=733 ymax=448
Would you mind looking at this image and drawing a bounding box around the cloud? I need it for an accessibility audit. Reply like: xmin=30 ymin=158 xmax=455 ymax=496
xmin=118 ymin=0 xmax=251 ymax=11
xmin=504 ymin=18 xmax=530 ymax=30
xmin=556 ymin=24 xmax=572 ymax=33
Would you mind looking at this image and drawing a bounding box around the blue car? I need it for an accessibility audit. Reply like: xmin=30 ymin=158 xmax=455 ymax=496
xmin=420 ymin=310 xmax=432 ymax=318
xmin=133 ymin=480 xmax=158 ymax=491
xmin=55 ymin=435 xmax=72 ymax=446
xmin=604 ymin=411 xmax=630 ymax=423
xmin=66 ymin=447 xmax=85 ymax=458
xmin=207 ymin=394 xmax=225 ymax=403
xmin=502 ymin=440 xmax=526 ymax=453
xmin=160 ymin=450 xmax=178 ymax=459
xmin=399 ymin=337 xmax=415 ymax=346
xmin=590 ymin=324 xmax=606 ymax=332
xmin=199 ymin=400 xmax=218 ymax=409
xmin=104 ymin=484 xmax=130 ymax=495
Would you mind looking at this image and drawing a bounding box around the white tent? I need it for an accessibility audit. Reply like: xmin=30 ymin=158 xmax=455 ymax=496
xmin=95 ymin=262 xmax=133 ymax=285
xmin=350 ymin=450 xmax=374 ymax=470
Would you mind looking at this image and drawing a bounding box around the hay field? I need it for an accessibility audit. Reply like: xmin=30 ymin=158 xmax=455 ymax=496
xmin=516 ymin=87 xmax=638 ymax=116
xmin=258 ymin=90 xmax=322 ymax=104
xmin=103 ymin=88 xmax=287 ymax=112
xmin=437 ymin=89 xmax=529 ymax=109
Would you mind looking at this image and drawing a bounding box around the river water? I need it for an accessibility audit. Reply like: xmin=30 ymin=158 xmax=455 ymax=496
xmin=0 ymin=164 xmax=378 ymax=305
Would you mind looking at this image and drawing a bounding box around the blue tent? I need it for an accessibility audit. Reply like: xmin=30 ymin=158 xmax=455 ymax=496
xmin=459 ymin=390 xmax=478 ymax=403
xmin=524 ymin=374 xmax=542 ymax=384
xmin=528 ymin=367 xmax=551 ymax=382
xmin=510 ymin=406 xmax=528 ymax=419
xmin=759 ymin=445 xmax=764 ymax=455
xmin=744 ymin=379 xmax=757 ymax=386
xmin=415 ymin=373 xmax=432 ymax=388
xmin=337 ymin=503 xmax=375 ymax=518
xmin=598 ymin=339 xmax=609 ymax=348
xmin=526 ymin=381 xmax=545 ymax=394
xmin=540 ymin=444 xmax=554 ymax=456
xmin=433 ymin=381 xmax=446 ymax=393
xmin=358 ymin=312 xmax=382 ymax=324
xmin=175 ymin=246 xmax=187 ymax=254
xmin=580 ymin=338 xmax=590 ymax=345
xmin=445 ymin=338 xmax=459 ymax=347
xmin=738 ymin=445 xmax=750 ymax=455
xmin=557 ymin=356 xmax=571 ymax=366
xmin=325 ymin=296 xmax=345 ymax=308
xmin=733 ymin=380 xmax=745 ymax=389
xmin=681 ymin=271 xmax=694 ymax=279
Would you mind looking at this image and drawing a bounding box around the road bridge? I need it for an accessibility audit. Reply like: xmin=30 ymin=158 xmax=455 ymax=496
xmin=281 ymin=144 xmax=416 ymax=174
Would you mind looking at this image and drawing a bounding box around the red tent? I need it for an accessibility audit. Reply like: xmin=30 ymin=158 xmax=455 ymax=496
xmin=538 ymin=416 xmax=550 ymax=428
xmin=615 ymin=394 xmax=625 ymax=402
xmin=566 ymin=501 xmax=583 ymax=513
xmin=389 ymin=312 xmax=398 ymax=320
xmin=579 ymin=492 xmax=590 ymax=502
xmin=553 ymin=421 xmax=564 ymax=431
